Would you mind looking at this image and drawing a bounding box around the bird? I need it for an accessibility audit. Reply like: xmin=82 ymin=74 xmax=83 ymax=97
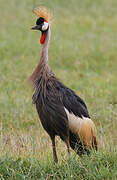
xmin=30 ymin=6 xmax=97 ymax=163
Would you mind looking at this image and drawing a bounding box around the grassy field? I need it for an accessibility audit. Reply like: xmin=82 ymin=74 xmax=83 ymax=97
xmin=0 ymin=0 xmax=117 ymax=179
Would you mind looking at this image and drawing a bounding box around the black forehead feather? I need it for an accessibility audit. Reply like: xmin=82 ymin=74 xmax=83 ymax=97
xmin=36 ymin=17 xmax=44 ymax=25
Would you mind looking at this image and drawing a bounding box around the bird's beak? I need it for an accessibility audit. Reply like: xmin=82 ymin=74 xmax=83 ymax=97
xmin=31 ymin=25 xmax=41 ymax=30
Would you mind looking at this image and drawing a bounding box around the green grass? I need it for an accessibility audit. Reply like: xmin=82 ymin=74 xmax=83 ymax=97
xmin=0 ymin=0 xmax=117 ymax=179
xmin=0 ymin=151 xmax=117 ymax=180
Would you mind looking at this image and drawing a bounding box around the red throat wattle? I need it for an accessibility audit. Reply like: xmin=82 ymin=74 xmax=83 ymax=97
xmin=40 ymin=20 xmax=48 ymax=44
xmin=40 ymin=32 xmax=45 ymax=44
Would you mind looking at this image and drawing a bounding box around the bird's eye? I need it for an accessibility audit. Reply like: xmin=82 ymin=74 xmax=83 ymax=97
xmin=36 ymin=17 xmax=44 ymax=25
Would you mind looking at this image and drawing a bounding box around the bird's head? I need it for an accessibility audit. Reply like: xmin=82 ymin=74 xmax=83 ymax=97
xmin=32 ymin=6 xmax=52 ymax=44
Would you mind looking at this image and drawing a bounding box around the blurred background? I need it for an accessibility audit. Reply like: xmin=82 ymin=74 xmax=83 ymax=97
xmin=0 ymin=0 xmax=117 ymax=160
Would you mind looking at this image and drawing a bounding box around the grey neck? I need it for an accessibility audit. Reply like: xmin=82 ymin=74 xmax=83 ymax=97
xmin=41 ymin=27 xmax=51 ymax=64
xmin=30 ymin=27 xmax=51 ymax=83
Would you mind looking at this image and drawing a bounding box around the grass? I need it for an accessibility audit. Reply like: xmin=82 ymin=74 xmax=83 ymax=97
xmin=0 ymin=151 xmax=117 ymax=180
xmin=0 ymin=0 xmax=117 ymax=179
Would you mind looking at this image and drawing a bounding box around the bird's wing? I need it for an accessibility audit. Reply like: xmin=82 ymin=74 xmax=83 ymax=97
xmin=61 ymin=86 xmax=90 ymax=118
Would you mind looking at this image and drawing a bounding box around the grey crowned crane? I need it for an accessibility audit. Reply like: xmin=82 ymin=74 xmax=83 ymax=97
xmin=30 ymin=6 xmax=97 ymax=163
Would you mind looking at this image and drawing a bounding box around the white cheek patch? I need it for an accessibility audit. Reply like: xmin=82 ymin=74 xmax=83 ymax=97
xmin=42 ymin=22 xmax=49 ymax=31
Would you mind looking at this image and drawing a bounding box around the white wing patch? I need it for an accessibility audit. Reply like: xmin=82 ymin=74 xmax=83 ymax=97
xmin=64 ymin=107 xmax=97 ymax=147
xmin=64 ymin=107 xmax=89 ymax=134
xmin=42 ymin=22 xmax=49 ymax=31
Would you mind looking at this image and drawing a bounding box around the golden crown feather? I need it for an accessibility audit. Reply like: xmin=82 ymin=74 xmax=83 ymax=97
xmin=33 ymin=6 xmax=52 ymax=22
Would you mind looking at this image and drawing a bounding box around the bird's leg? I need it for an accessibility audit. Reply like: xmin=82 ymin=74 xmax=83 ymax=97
xmin=65 ymin=139 xmax=70 ymax=154
xmin=51 ymin=137 xmax=58 ymax=163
